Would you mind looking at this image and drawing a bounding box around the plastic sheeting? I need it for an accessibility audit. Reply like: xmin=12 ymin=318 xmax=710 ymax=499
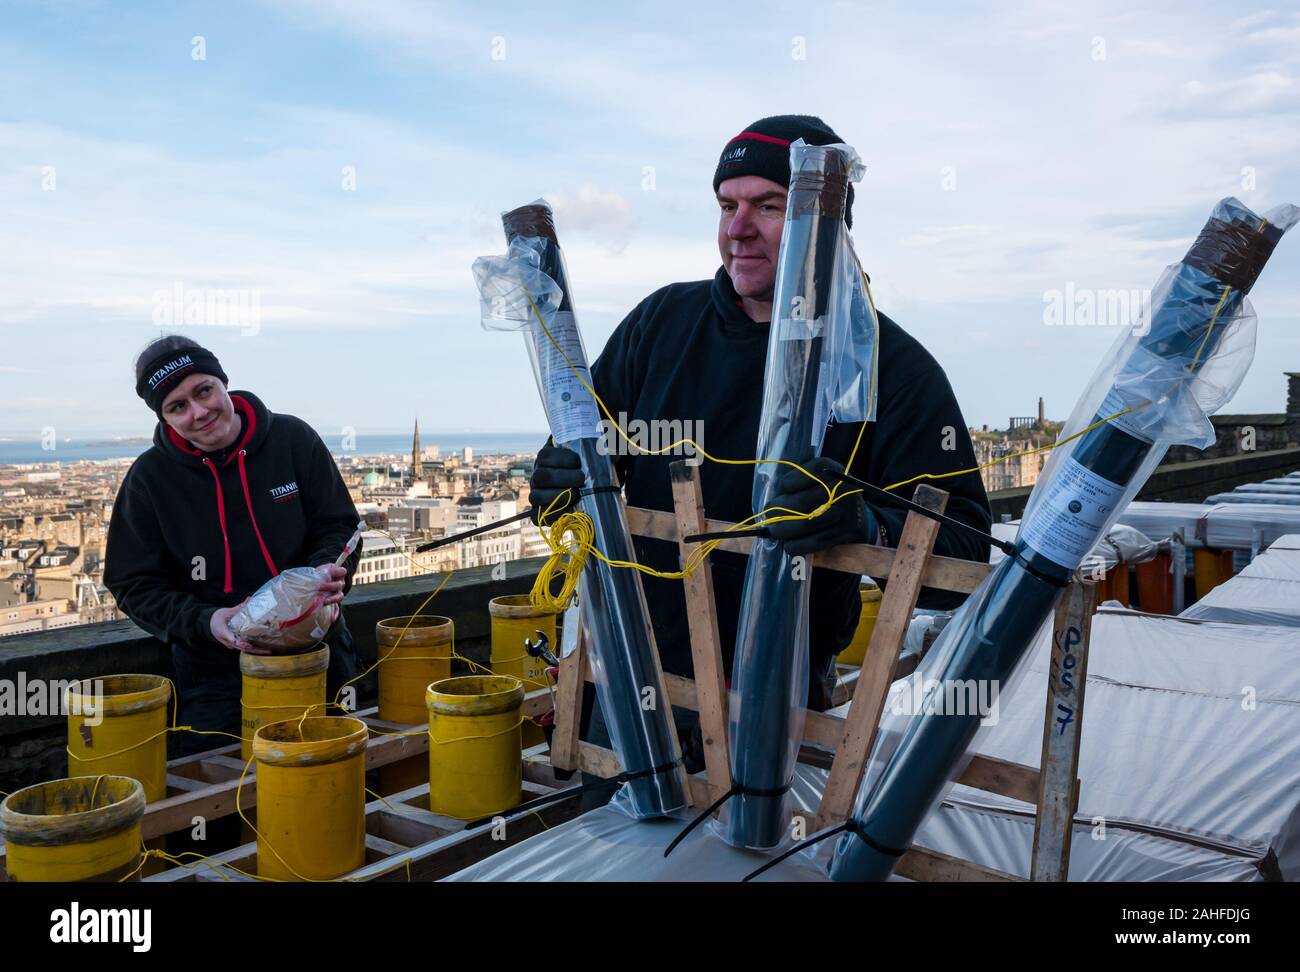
xmin=1180 ymin=577 xmax=1300 ymax=627
xmin=1240 ymin=543 xmax=1300 ymax=581
xmin=1115 ymin=502 xmax=1212 ymax=545
xmin=831 ymin=197 xmax=1298 ymax=882
xmin=473 ymin=202 xmax=685 ymax=817
xmin=989 ymin=523 xmax=1156 ymax=571
xmin=446 ymin=765 xmax=833 ymax=882
xmin=1115 ymin=500 xmax=1300 ymax=549
xmin=447 ymin=612 xmax=1297 ymax=882
xmin=1207 ymin=491 xmax=1300 ymax=506
xmin=724 ymin=140 xmax=878 ymax=850
xmin=865 ymin=609 xmax=1300 ymax=880
xmin=1228 ymin=482 xmax=1300 ymax=494
xmin=1203 ymin=503 xmax=1300 ymax=548
xmin=229 ymin=565 xmax=339 ymax=650
xmin=228 ymin=525 xmax=361 ymax=650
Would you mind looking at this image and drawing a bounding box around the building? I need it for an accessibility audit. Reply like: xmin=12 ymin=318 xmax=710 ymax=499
xmin=411 ymin=420 xmax=423 ymax=483
xmin=384 ymin=498 xmax=458 ymax=537
xmin=353 ymin=532 xmax=411 ymax=585
xmin=1163 ymin=371 xmax=1300 ymax=464
xmin=971 ymin=399 xmax=1056 ymax=493
xmin=0 ymin=598 xmax=80 ymax=638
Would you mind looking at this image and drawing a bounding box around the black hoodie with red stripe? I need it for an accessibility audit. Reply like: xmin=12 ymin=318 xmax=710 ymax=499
xmin=104 ymin=391 xmax=362 ymax=657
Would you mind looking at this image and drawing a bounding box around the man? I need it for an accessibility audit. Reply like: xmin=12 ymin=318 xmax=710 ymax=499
xmin=530 ymin=115 xmax=991 ymax=785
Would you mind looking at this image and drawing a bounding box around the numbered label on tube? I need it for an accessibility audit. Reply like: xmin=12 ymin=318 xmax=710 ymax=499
xmin=1019 ymin=457 xmax=1126 ymax=570
xmin=532 ymin=311 xmax=602 ymax=443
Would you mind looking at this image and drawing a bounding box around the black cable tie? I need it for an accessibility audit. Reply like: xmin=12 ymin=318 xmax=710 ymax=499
xmin=616 ymin=758 xmax=682 ymax=784
xmin=845 ymin=821 xmax=908 ymax=859
xmin=415 ymin=486 xmax=623 ymax=552
xmin=662 ymin=778 xmax=795 ymax=858
xmin=742 ymin=821 xmax=851 ymax=882
xmin=663 ymin=786 xmax=738 ymax=858
xmin=837 ymin=471 xmax=1017 ymax=557
xmin=413 ymin=508 xmax=533 ymax=552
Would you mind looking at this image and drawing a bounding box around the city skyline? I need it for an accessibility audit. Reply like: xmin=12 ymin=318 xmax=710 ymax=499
xmin=2 ymin=1 xmax=1298 ymax=437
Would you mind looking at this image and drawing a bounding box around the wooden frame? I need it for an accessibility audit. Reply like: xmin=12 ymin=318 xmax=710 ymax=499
xmin=549 ymin=460 xmax=1095 ymax=882
xmin=0 ymin=701 xmax=577 ymax=883
xmin=1 ymin=462 xmax=1094 ymax=884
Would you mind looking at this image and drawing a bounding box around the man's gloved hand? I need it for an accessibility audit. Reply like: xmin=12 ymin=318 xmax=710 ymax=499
xmin=529 ymin=443 xmax=586 ymax=525
xmin=766 ymin=457 xmax=879 ymax=557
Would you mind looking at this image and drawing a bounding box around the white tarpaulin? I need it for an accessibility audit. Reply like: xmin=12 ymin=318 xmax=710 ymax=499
xmin=1207 ymin=492 xmax=1300 ymax=506
xmin=1203 ymin=504 xmax=1300 ymax=548
xmin=1116 ymin=501 xmax=1300 ymax=549
xmin=448 ymin=610 xmax=1299 ymax=882
xmin=1182 ymin=537 xmax=1300 ymax=625
xmin=1239 ymin=542 xmax=1300 ymax=582
xmin=1114 ymin=502 xmax=1207 ymax=544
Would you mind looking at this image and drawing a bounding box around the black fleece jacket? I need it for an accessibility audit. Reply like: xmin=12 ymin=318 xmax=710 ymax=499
xmin=590 ymin=267 xmax=991 ymax=689
xmin=104 ymin=391 xmax=362 ymax=657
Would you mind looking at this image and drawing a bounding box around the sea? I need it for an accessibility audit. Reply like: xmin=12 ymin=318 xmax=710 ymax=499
xmin=0 ymin=431 xmax=548 ymax=466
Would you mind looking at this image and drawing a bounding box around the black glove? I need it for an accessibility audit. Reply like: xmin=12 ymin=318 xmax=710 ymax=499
xmin=529 ymin=443 xmax=586 ymax=525
xmin=766 ymin=457 xmax=879 ymax=557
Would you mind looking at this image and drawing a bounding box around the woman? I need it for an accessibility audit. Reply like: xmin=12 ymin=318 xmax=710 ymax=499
xmin=105 ymin=335 xmax=362 ymax=756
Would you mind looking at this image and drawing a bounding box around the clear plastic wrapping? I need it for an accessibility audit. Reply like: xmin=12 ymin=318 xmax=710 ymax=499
xmin=1088 ymin=523 xmax=1159 ymax=571
xmin=228 ymin=526 xmax=362 ymax=651
xmin=722 ymin=141 xmax=877 ymax=850
xmin=474 ymin=201 xmax=685 ymax=818
xmin=228 ymin=565 xmax=339 ymax=650
xmin=830 ymin=196 xmax=1298 ymax=881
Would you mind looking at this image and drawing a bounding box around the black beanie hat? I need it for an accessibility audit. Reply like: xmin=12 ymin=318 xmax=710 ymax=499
xmin=713 ymin=114 xmax=854 ymax=228
xmin=135 ymin=343 xmax=228 ymax=416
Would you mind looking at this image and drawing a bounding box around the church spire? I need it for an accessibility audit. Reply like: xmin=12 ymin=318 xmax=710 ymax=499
xmin=412 ymin=419 xmax=422 ymax=482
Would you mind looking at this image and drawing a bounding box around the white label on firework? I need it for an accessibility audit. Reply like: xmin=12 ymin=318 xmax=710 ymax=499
xmin=1019 ymin=457 xmax=1126 ymax=570
xmin=533 ymin=311 xmax=601 ymax=443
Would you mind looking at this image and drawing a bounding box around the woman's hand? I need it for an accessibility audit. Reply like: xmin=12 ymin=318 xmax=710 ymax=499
xmin=209 ymin=599 xmax=271 ymax=655
xmin=316 ymin=564 xmax=348 ymax=606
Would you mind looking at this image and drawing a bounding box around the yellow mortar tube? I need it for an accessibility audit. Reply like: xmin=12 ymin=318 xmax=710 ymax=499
xmin=240 ymin=645 xmax=329 ymax=760
xmin=836 ymin=582 xmax=882 ymax=667
xmin=65 ymin=674 xmax=170 ymax=803
xmin=1193 ymin=548 xmax=1235 ymax=601
xmin=488 ymin=595 xmax=557 ymax=748
xmin=0 ymin=776 xmax=146 ymax=882
xmin=377 ymin=615 xmax=453 ymax=723
xmin=426 ymin=675 xmax=524 ymax=820
xmin=376 ymin=615 xmax=453 ymax=792
xmin=252 ymin=716 xmax=368 ymax=881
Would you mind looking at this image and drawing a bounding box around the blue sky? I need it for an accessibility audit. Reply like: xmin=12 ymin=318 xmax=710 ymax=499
xmin=2 ymin=0 xmax=1298 ymax=438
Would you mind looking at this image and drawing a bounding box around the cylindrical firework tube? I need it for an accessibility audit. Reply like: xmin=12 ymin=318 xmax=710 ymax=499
xmin=830 ymin=197 xmax=1297 ymax=880
xmin=501 ymin=203 xmax=685 ymax=817
xmin=724 ymin=144 xmax=856 ymax=849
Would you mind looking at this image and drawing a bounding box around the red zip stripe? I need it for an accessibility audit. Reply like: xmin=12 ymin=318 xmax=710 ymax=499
xmin=728 ymin=131 xmax=792 ymax=147
xmin=201 ymin=458 xmax=235 ymax=593
xmin=237 ymin=450 xmax=279 ymax=581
